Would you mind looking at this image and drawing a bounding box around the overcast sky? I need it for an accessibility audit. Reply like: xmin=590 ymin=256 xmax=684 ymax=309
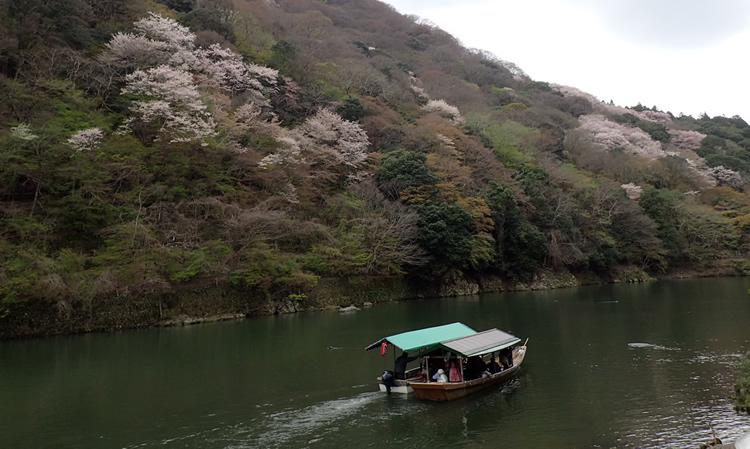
xmin=382 ymin=0 xmax=750 ymax=120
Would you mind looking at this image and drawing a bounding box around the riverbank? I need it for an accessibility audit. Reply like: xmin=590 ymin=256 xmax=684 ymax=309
xmin=0 ymin=262 xmax=745 ymax=340
xmin=4 ymin=277 xmax=749 ymax=448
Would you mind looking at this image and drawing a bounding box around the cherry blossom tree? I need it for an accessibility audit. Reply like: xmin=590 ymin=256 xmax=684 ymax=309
xmin=669 ymin=129 xmax=706 ymax=151
xmin=68 ymin=128 xmax=104 ymax=152
xmin=102 ymin=13 xmax=282 ymax=145
xmin=258 ymin=134 xmax=303 ymax=168
xmin=554 ymin=84 xmax=674 ymax=125
xmin=637 ymin=110 xmax=672 ymax=124
xmin=194 ymin=43 xmax=278 ymax=100
xmin=578 ymin=114 xmax=663 ymax=159
xmin=299 ymin=109 xmax=369 ymax=168
xmin=620 ymin=183 xmax=643 ymax=200
xmin=422 ymin=99 xmax=464 ymax=124
xmin=120 ymin=65 xmax=215 ymax=143
xmin=259 ymin=109 xmax=369 ymax=171
xmin=10 ymin=123 xmax=39 ymax=141
xmin=706 ymin=165 xmax=743 ymax=189
xmin=102 ymin=12 xmax=197 ymax=70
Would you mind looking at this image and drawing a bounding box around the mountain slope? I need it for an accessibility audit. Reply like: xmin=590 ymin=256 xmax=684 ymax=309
xmin=1 ymin=0 xmax=749 ymax=336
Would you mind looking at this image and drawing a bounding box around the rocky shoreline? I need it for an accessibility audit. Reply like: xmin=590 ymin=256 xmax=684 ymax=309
xmin=0 ymin=263 xmax=744 ymax=340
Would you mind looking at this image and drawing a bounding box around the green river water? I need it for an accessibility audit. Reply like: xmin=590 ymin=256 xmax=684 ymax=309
xmin=1 ymin=277 xmax=750 ymax=448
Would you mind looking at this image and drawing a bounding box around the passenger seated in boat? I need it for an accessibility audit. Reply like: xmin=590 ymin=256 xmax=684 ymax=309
xmin=465 ymin=356 xmax=486 ymax=380
xmin=488 ymin=357 xmax=503 ymax=374
xmin=435 ymin=368 xmax=448 ymax=383
xmin=430 ymin=359 xmax=446 ymax=381
xmin=394 ymin=351 xmax=418 ymax=380
xmin=500 ymin=347 xmax=513 ymax=369
xmin=447 ymin=358 xmax=461 ymax=382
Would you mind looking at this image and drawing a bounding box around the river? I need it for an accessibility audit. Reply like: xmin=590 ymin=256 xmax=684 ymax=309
xmin=1 ymin=278 xmax=749 ymax=448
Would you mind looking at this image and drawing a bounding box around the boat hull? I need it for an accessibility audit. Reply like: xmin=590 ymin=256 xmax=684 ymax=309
xmin=376 ymin=367 xmax=422 ymax=394
xmin=409 ymin=346 xmax=526 ymax=401
xmin=377 ymin=379 xmax=413 ymax=394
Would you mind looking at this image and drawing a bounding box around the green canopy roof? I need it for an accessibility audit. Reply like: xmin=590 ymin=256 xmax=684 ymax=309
xmin=365 ymin=322 xmax=476 ymax=355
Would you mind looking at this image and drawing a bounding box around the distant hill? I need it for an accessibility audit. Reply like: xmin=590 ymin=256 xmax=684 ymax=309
xmin=2 ymin=0 xmax=750 ymax=337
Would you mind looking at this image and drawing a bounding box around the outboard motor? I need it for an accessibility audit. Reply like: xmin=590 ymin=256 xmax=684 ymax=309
xmin=381 ymin=370 xmax=396 ymax=393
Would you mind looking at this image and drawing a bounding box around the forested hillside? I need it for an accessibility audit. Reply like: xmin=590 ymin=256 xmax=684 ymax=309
xmin=2 ymin=0 xmax=750 ymax=336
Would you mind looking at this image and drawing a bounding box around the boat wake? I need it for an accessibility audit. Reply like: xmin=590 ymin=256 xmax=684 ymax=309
xmin=226 ymin=392 xmax=383 ymax=448
xmin=627 ymin=342 xmax=679 ymax=351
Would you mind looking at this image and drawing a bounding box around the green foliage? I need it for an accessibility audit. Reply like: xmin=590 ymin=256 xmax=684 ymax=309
xmin=484 ymin=180 xmax=550 ymax=278
xmin=167 ymin=241 xmax=231 ymax=283
xmin=287 ymin=293 xmax=307 ymax=303
xmin=7 ymin=0 xmax=96 ymax=50
xmin=375 ymin=150 xmax=439 ymax=199
xmin=0 ymin=246 xmax=48 ymax=308
xmin=640 ymin=188 xmax=739 ymax=263
xmin=704 ymin=153 xmax=750 ymax=173
xmin=337 ymin=97 xmax=364 ymax=122
xmin=735 ymin=353 xmax=750 ymax=413
xmin=639 ymin=188 xmax=690 ymax=260
xmin=414 ymin=203 xmax=474 ymax=277
xmin=506 ymin=220 xmax=548 ymax=279
xmin=181 ymin=8 xmax=235 ymax=42
xmin=482 ymin=181 xmax=519 ymax=266
xmin=635 ymin=120 xmax=670 ymax=142
xmin=157 ymin=0 xmax=195 ymax=13
xmin=230 ymin=244 xmax=318 ymax=298
xmin=266 ymin=40 xmax=298 ymax=75
xmin=483 ymin=120 xmax=538 ymax=166
xmin=698 ymin=135 xmax=727 ymax=157
xmin=481 ymin=181 xmax=550 ymax=280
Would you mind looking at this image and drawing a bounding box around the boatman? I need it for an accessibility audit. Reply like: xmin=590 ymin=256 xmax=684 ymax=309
xmin=393 ymin=351 xmax=418 ymax=379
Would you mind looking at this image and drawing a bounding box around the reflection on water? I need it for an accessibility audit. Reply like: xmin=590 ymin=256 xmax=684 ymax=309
xmin=2 ymin=278 xmax=750 ymax=449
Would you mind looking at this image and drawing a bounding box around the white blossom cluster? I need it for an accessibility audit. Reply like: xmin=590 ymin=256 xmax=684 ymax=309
xmin=104 ymin=12 xmax=197 ymax=70
xmin=103 ymin=13 xmax=279 ymax=144
xmin=259 ymin=109 xmax=369 ymax=170
xmin=706 ymin=165 xmax=743 ymax=189
xmin=67 ymin=128 xmax=105 ymax=152
xmin=422 ymin=99 xmax=464 ymax=124
xmin=120 ymin=66 xmax=216 ymax=142
xmin=620 ymin=183 xmax=643 ymax=200
xmin=194 ymin=44 xmax=277 ymax=100
xmin=10 ymin=123 xmax=39 ymax=141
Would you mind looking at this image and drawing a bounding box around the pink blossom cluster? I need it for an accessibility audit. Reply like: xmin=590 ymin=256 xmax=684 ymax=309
xmin=636 ymin=110 xmax=672 ymax=124
xmin=553 ymin=85 xmax=600 ymax=105
xmin=578 ymin=114 xmax=663 ymax=159
xmin=553 ymin=84 xmax=674 ymax=125
xmin=669 ymin=129 xmax=706 ymax=151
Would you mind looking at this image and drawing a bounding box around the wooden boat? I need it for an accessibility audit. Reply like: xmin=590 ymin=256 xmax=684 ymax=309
xmin=366 ymin=323 xmax=527 ymax=400
xmin=365 ymin=322 xmax=477 ymax=394
xmin=408 ymin=330 xmax=527 ymax=402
